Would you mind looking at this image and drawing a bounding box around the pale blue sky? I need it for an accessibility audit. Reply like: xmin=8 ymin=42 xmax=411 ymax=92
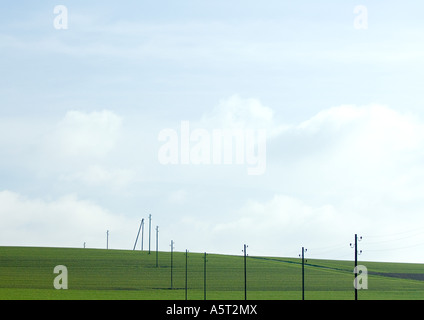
xmin=1 ymin=1 xmax=424 ymax=262
xmin=2 ymin=1 xmax=423 ymax=119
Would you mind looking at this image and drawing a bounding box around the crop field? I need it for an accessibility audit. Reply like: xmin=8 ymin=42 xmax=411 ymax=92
xmin=0 ymin=246 xmax=423 ymax=300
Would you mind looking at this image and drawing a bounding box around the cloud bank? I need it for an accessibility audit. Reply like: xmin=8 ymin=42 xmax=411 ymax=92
xmin=0 ymin=190 xmax=134 ymax=249
xmin=1 ymin=100 xmax=424 ymax=262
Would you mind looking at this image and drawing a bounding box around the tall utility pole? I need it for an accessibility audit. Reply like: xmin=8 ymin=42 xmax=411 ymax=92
xmin=351 ymin=234 xmax=362 ymax=300
xmin=185 ymin=249 xmax=188 ymax=300
xmin=299 ymin=247 xmax=307 ymax=300
xmin=106 ymin=230 xmax=109 ymax=249
xmin=243 ymin=244 xmax=248 ymax=300
xmin=204 ymin=252 xmax=207 ymax=301
xmin=148 ymin=214 xmax=152 ymax=254
xmin=156 ymin=226 xmax=159 ymax=267
xmin=170 ymin=240 xmax=174 ymax=289
xmin=141 ymin=219 xmax=144 ymax=251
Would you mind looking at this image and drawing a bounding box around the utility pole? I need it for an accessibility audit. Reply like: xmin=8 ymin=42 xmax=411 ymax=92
xmin=170 ymin=240 xmax=174 ymax=289
xmin=185 ymin=249 xmax=188 ymax=300
xmin=156 ymin=226 xmax=159 ymax=267
xmin=299 ymin=247 xmax=307 ymax=300
xmin=243 ymin=244 xmax=248 ymax=300
xmin=141 ymin=219 xmax=144 ymax=251
xmin=351 ymin=234 xmax=362 ymax=300
xmin=106 ymin=230 xmax=109 ymax=249
xmin=148 ymin=214 xmax=152 ymax=254
xmin=204 ymin=252 xmax=207 ymax=301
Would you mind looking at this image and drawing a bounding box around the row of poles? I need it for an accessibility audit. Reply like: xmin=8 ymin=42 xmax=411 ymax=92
xmin=132 ymin=215 xmax=160 ymax=267
xmin=103 ymin=220 xmax=363 ymax=300
xmin=104 ymin=214 xmax=159 ymax=267
xmin=102 ymin=216 xmax=157 ymax=248
xmin=182 ymin=236 xmax=362 ymax=301
xmin=299 ymin=234 xmax=363 ymax=300
xmin=172 ymin=237 xmax=361 ymax=301
xmin=175 ymin=246 xmax=231 ymax=301
xmin=132 ymin=215 xmax=155 ymax=253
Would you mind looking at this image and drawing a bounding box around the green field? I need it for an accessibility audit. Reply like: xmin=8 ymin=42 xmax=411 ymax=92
xmin=0 ymin=246 xmax=423 ymax=300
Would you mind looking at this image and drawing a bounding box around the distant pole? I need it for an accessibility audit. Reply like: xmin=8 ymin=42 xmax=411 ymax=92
xmin=141 ymin=219 xmax=144 ymax=251
xmin=170 ymin=240 xmax=174 ymax=289
xmin=299 ymin=247 xmax=307 ymax=300
xmin=156 ymin=226 xmax=159 ymax=267
xmin=243 ymin=244 xmax=248 ymax=300
xmin=106 ymin=230 xmax=109 ymax=249
xmin=185 ymin=249 xmax=188 ymax=300
xmin=148 ymin=214 xmax=152 ymax=254
xmin=302 ymin=247 xmax=305 ymax=300
xmin=133 ymin=220 xmax=142 ymax=250
xmin=204 ymin=252 xmax=207 ymax=300
xmin=83 ymin=242 xmax=86 ymax=248
xmin=354 ymin=234 xmax=357 ymax=300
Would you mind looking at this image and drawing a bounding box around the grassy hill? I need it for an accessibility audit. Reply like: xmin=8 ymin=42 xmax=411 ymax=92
xmin=0 ymin=246 xmax=423 ymax=300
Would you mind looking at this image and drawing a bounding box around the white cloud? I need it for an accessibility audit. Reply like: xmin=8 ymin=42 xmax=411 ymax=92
xmin=181 ymin=194 xmax=346 ymax=257
xmin=216 ymin=195 xmax=339 ymax=233
xmin=0 ymin=190 xmax=134 ymax=249
xmin=296 ymin=104 xmax=365 ymax=132
xmin=276 ymin=104 xmax=424 ymax=195
xmin=297 ymin=104 xmax=423 ymax=154
xmin=177 ymin=190 xmax=424 ymax=262
xmin=60 ymin=165 xmax=135 ymax=188
xmin=200 ymin=94 xmax=286 ymax=137
xmin=170 ymin=103 xmax=424 ymax=262
xmin=168 ymin=189 xmax=188 ymax=205
xmin=53 ymin=110 xmax=122 ymax=158
xmin=2 ymin=100 xmax=424 ymax=262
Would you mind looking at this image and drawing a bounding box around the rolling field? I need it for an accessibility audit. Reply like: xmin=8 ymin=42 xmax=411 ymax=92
xmin=0 ymin=246 xmax=423 ymax=300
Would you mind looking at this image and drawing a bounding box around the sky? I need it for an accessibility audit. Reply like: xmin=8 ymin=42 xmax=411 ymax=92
xmin=1 ymin=1 xmax=424 ymax=263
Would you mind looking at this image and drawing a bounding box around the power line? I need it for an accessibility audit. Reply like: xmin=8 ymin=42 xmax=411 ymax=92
xmin=365 ymin=240 xmax=424 ymax=252
xmin=367 ymin=225 xmax=424 ymax=238
xmin=365 ymin=226 xmax=424 ymax=245
xmin=306 ymin=244 xmax=347 ymax=258
xmin=366 ymin=232 xmax=424 ymax=246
